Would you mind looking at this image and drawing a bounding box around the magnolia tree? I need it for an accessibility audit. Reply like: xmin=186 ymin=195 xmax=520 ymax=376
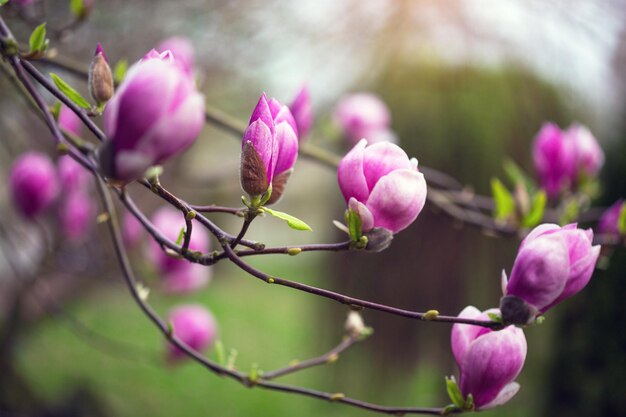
xmin=1 ymin=2 xmax=625 ymax=415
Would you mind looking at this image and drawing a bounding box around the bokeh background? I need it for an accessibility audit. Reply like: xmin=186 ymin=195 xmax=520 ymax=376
xmin=1 ymin=0 xmax=626 ymax=416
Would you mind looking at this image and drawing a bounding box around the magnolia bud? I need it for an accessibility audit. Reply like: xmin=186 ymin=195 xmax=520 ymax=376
xmin=240 ymin=94 xmax=298 ymax=202
xmin=101 ymin=49 xmax=205 ymax=183
xmin=58 ymin=190 xmax=95 ymax=243
xmin=334 ymin=93 xmax=391 ymax=145
xmin=597 ymin=199 xmax=625 ymax=238
xmin=148 ymin=207 xmax=211 ymax=294
xmin=289 ymin=84 xmax=313 ymax=140
xmin=451 ymin=306 xmax=527 ymax=410
xmin=338 ymin=140 xmax=426 ymax=234
xmin=58 ymin=105 xmax=82 ymax=137
xmin=501 ymin=223 xmax=600 ymax=323
xmin=89 ymin=43 xmax=114 ymax=105
xmin=167 ymin=304 xmax=217 ymax=363
xmin=9 ymin=152 xmax=59 ymax=219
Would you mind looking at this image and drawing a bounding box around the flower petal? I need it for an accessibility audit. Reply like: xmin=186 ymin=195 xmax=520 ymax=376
xmin=365 ymin=169 xmax=426 ymax=233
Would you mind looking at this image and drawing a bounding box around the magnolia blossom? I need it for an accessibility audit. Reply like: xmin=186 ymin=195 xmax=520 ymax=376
xmin=156 ymin=36 xmax=195 ymax=76
xmin=597 ymin=199 xmax=625 ymax=238
xmin=289 ymin=84 xmax=313 ymax=140
xmin=451 ymin=306 xmax=527 ymax=410
xmin=532 ymin=122 xmax=604 ymax=198
xmin=58 ymin=105 xmax=82 ymax=137
xmin=100 ymin=49 xmax=205 ymax=183
xmin=9 ymin=152 xmax=59 ymax=219
xmin=122 ymin=211 xmax=144 ymax=249
xmin=500 ymin=223 xmax=600 ymax=324
xmin=338 ymin=139 xmax=426 ymax=234
xmin=240 ymin=93 xmax=299 ymax=204
xmin=58 ymin=191 xmax=95 ymax=243
xmin=148 ymin=207 xmax=211 ymax=293
xmin=167 ymin=304 xmax=217 ymax=362
xmin=334 ymin=93 xmax=393 ymax=145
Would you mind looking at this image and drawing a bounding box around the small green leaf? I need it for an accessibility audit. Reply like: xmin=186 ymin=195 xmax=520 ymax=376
xmin=29 ymin=23 xmax=47 ymax=53
xmin=347 ymin=208 xmax=362 ymax=242
xmin=491 ymin=177 xmax=516 ymax=221
xmin=70 ymin=0 xmax=85 ymax=17
xmin=50 ymin=73 xmax=91 ymax=109
xmin=487 ymin=312 xmax=503 ymax=324
xmin=0 ymin=0 xmax=9 ymax=7
xmin=522 ymin=190 xmax=546 ymax=228
xmin=503 ymin=159 xmax=536 ymax=192
xmin=618 ymin=203 xmax=626 ymax=235
xmin=445 ymin=376 xmax=465 ymax=409
xmin=214 ymin=340 xmax=225 ymax=365
xmin=113 ymin=59 xmax=128 ymax=84
xmin=175 ymin=227 xmax=185 ymax=245
xmin=51 ymin=101 xmax=61 ymax=120
xmin=262 ymin=207 xmax=312 ymax=231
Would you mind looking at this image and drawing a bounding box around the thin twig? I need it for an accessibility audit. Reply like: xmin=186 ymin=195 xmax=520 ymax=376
xmin=261 ymin=334 xmax=359 ymax=380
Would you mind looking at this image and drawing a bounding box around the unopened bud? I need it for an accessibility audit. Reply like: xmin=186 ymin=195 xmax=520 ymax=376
xmin=345 ymin=311 xmax=365 ymax=336
xmin=89 ymin=43 xmax=114 ymax=105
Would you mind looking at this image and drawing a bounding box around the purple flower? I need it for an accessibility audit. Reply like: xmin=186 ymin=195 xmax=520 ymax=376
xmin=289 ymin=84 xmax=313 ymax=140
xmin=337 ymin=139 xmax=427 ymax=234
xmin=58 ymin=191 xmax=95 ymax=243
xmin=167 ymin=304 xmax=217 ymax=362
xmin=567 ymin=123 xmax=604 ymax=178
xmin=148 ymin=207 xmax=211 ymax=294
xmin=58 ymin=105 xmax=82 ymax=137
xmin=334 ymin=93 xmax=391 ymax=145
xmin=240 ymin=93 xmax=299 ymax=204
xmin=532 ymin=122 xmax=604 ymax=198
xmin=501 ymin=223 xmax=601 ymax=324
xmin=101 ymin=49 xmax=205 ymax=183
xmin=532 ymin=123 xmax=576 ymax=199
xmin=122 ymin=211 xmax=144 ymax=249
xmin=597 ymin=199 xmax=624 ymax=238
xmin=58 ymin=155 xmax=90 ymax=192
xmin=9 ymin=152 xmax=59 ymax=219
xmin=156 ymin=36 xmax=195 ymax=76
xmin=451 ymin=306 xmax=527 ymax=410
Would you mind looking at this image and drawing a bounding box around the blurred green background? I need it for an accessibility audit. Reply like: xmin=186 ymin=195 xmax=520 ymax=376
xmin=1 ymin=0 xmax=626 ymax=416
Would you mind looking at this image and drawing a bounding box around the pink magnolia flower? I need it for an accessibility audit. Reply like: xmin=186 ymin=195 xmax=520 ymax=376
xmin=532 ymin=123 xmax=576 ymax=199
xmin=500 ymin=223 xmax=600 ymax=324
xmin=240 ymin=93 xmax=299 ymax=204
xmin=58 ymin=155 xmax=90 ymax=192
xmin=100 ymin=49 xmax=205 ymax=183
xmin=122 ymin=211 xmax=144 ymax=249
xmin=148 ymin=207 xmax=211 ymax=294
xmin=289 ymin=84 xmax=313 ymax=140
xmin=9 ymin=152 xmax=59 ymax=219
xmin=532 ymin=122 xmax=604 ymax=198
xmin=334 ymin=93 xmax=392 ymax=145
xmin=167 ymin=304 xmax=217 ymax=362
xmin=451 ymin=306 xmax=527 ymax=410
xmin=156 ymin=36 xmax=195 ymax=76
xmin=338 ymin=139 xmax=427 ymax=234
xmin=567 ymin=123 xmax=604 ymax=179
xmin=58 ymin=105 xmax=82 ymax=137
xmin=597 ymin=199 xmax=624 ymax=238
xmin=58 ymin=191 xmax=95 ymax=243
